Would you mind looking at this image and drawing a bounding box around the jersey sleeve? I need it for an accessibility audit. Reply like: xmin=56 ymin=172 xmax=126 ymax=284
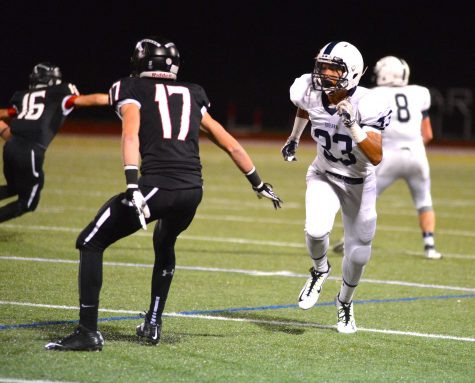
xmin=192 ymin=84 xmax=211 ymax=115
xmin=109 ymin=77 xmax=141 ymax=116
xmin=61 ymin=83 xmax=80 ymax=115
xmin=418 ymin=85 xmax=431 ymax=113
xmin=358 ymin=89 xmax=392 ymax=133
xmin=289 ymin=74 xmax=313 ymax=109
xmin=9 ymin=91 xmax=23 ymax=112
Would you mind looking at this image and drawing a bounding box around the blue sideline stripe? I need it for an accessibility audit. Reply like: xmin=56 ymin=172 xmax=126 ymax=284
xmin=1 ymin=293 xmax=474 ymax=330
xmin=176 ymin=293 xmax=475 ymax=316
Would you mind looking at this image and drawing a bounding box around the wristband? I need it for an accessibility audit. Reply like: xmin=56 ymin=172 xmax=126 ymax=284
xmin=245 ymin=167 xmax=263 ymax=188
xmin=7 ymin=107 xmax=17 ymax=117
xmin=64 ymin=95 xmax=78 ymax=109
xmin=348 ymin=124 xmax=367 ymax=143
xmin=124 ymin=165 xmax=139 ymax=186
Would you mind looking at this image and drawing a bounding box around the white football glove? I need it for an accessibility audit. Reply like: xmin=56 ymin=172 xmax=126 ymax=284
xmin=336 ymin=99 xmax=356 ymax=128
xmin=125 ymin=187 xmax=151 ymax=230
xmin=252 ymin=182 xmax=283 ymax=209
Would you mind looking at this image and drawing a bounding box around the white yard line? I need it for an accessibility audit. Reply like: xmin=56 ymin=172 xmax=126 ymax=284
xmin=2 ymin=223 xmax=475 ymax=250
xmin=1 ymin=256 xmax=474 ymax=292
xmin=0 ymin=301 xmax=473 ymax=343
xmin=0 ymin=379 xmax=78 ymax=383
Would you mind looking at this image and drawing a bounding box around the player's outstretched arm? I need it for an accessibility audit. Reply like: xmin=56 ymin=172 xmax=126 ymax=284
xmin=72 ymin=93 xmax=109 ymax=107
xmin=200 ymin=112 xmax=282 ymax=209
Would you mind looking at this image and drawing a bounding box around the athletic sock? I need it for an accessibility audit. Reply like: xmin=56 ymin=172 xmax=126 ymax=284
xmin=78 ymin=250 xmax=103 ymax=331
xmin=338 ymin=279 xmax=357 ymax=303
xmin=423 ymin=232 xmax=435 ymax=250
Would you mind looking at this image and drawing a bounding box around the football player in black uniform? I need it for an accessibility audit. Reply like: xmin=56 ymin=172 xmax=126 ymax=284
xmin=0 ymin=63 xmax=109 ymax=223
xmin=45 ymin=36 xmax=282 ymax=351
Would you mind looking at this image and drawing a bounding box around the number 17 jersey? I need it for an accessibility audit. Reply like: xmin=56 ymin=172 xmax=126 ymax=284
xmin=110 ymin=77 xmax=210 ymax=190
xmin=290 ymin=74 xmax=392 ymax=179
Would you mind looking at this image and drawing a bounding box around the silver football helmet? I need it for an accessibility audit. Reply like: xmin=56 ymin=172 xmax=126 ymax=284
xmin=312 ymin=41 xmax=365 ymax=93
xmin=373 ymin=56 xmax=410 ymax=86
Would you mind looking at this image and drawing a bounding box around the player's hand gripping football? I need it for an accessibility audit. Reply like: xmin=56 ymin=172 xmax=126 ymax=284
xmin=253 ymin=183 xmax=283 ymax=209
xmin=125 ymin=186 xmax=151 ymax=230
xmin=336 ymin=99 xmax=356 ymax=128
xmin=281 ymin=139 xmax=298 ymax=161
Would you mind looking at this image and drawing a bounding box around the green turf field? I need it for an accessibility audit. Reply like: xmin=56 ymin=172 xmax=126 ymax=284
xmin=1 ymin=135 xmax=474 ymax=382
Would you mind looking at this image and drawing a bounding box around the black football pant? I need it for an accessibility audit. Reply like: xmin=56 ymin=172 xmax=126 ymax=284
xmin=0 ymin=137 xmax=45 ymax=223
xmin=75 ymin=185 xmax=203 ymax=330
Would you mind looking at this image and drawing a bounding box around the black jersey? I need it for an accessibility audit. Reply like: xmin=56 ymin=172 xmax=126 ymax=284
xmin=9 ymin=83 xmax=79 ymax=149
xmin=109 ymin=76 xmax=210 ymax=190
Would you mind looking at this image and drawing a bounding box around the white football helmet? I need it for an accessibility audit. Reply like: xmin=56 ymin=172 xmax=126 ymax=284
xmin=373 ymin=56 xmax=410 ymax=86
xmin=312 ymin=41 xmax=365 ymax=93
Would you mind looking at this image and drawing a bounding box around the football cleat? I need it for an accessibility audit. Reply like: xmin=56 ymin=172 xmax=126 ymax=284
xmin=425 ymin=248 xmax=442 ymax=260
xmin=298 ymin=263 xmax=331 ymax=310
xmin=336 ymin=295 xmax=357 ymax=334
xmin=44 ymin=325 xmax=104 ymax=351
xmin=136 ymin=314 xmax=161 ymax=345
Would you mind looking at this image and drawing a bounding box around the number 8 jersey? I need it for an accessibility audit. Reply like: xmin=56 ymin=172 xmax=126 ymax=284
xmin=370 ymin=84 xmax=430 ymax=152
xmin=110 ymin=76 xmax=210 ymax=190
xmin=290 ymin=73 xmax=392 ymax=178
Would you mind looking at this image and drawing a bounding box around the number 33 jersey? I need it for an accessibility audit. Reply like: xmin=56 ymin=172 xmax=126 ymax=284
xmin=110 ymin=77 xmax=210 ymax=190
xmin=290 ymin=74 xmax=392 ymax=179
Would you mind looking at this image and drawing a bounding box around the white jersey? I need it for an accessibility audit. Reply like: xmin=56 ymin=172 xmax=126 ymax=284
xmin=370 ymin=84 xmax=430 ymax=152
xmin=290 ymin=74 xmax=392 ymax=178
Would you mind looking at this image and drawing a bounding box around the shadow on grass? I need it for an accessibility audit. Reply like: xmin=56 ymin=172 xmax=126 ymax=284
xmin=42 ymin=322 xmax=225 ymax=347
xmin=197 ymin=310 xmax=334 ymax=336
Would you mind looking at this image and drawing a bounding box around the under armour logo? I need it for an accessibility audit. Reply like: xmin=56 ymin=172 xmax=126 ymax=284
xmin=162 ymin=268 xmax=175 ymax=277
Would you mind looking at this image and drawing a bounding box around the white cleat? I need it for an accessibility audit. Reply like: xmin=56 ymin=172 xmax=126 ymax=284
xmin=336 ymin=295 xmax=357 ymax=334
xmin=298 ymin=263 xmax=331 ymax=310
xmin=425 ymin=248 xmax=442 ymax=260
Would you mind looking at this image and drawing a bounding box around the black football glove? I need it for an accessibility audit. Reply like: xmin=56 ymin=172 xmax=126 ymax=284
xmin=281 ymin=139 xmax=298 ymax=161
xmin=253 ymin=182 xmax=283 ymax=209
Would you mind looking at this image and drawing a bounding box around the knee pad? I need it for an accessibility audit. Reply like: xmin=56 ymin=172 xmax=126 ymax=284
xmin=305 ymin=231 xmax=330 ymax=260
xmin=346 ymin=244 xmax=372 ymax=268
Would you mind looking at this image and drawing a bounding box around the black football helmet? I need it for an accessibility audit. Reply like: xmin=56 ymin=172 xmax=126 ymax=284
xmin=29 ymin=62 xmax=62 ymax=88
xmin=130 ymin=36 xmax=180 ymax=79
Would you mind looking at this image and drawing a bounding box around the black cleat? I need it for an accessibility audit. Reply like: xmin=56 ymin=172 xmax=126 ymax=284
xmin=45 ymin=325 xmax=104 ymax=351
xmin=136 ymin=314 xmax=161 ymax=345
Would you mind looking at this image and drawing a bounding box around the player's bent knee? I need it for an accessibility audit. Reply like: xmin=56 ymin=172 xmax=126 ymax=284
xmin=346 ymin=245 xmax=372 ymax=267
xmin=305 ymin=226 xmax=330 ymax=240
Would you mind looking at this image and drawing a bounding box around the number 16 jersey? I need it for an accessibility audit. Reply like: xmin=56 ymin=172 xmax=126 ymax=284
xmin=110 ymin=77 xmax=210 ymax=190
xmin=290 ymin=74 xmax=392 ymax=179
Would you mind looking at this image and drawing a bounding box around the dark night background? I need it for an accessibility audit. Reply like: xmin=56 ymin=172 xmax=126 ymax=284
xmin=1 ymin=1 xmax=474 ymax=140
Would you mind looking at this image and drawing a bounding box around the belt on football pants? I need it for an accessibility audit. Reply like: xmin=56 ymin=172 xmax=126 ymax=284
xmin=326 ymin=171 xmax=364 ymax=185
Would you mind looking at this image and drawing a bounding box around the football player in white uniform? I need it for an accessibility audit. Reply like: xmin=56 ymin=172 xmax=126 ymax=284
xmin=333 ymin=56 xmax=441 ymax=260
xmin=372 ymin=56 xmax=441 ymax=259
xmin=281 ymin=41 xmax=391 ymax=333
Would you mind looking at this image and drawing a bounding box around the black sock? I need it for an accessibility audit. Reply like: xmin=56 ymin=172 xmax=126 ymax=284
xmin=78 ymin=249 xmax=103 ymax=331
xmin=148 ymin=266 xmax=175 ymax=324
